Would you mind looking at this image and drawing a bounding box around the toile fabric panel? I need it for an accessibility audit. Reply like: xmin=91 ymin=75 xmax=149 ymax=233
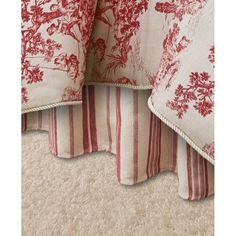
xmin=148 ymin=0 xmax=214 ymax=163
xmin=22 ymin=0 xmax=214 ymax=200
xmin=22 ymin=86 xmax=214 ymax=200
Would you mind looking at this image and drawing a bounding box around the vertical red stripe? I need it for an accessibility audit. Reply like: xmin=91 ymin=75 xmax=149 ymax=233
xmin=149 ymin=115 xmax=156 ymax=177
xmin=88 ymin=86 xmax=98 ymax=152
xmin=38 ymin=110 xmax=42 ymax=130
xmin=152 ymin=118 xmax=158 ymax=175
xmin=69 ymin=106 xmax=74 ymax=157
xmin=172 ymin=132 xmax=178 ymax=172
xmin=199 ymin=155 xmax=204 ymax=198
xmin=53 ymin=108 xmax=58 ymax=155
xmin=51 ymin=108 xmax=55 ymax=154
xmin=82 ymin=87 xmax=89 ymax=153
xmin=50 ymin=109 xmax=54 ymax=152
xmin=146 ymin=114 xmax=153 ymax=178
xmin=204 ymin=159 xmax=209 ymax=198
xmin=193 ymin=151 xmax=200 ymax=199
xmin=22 ymin=114 xmax=27 ymax=131
xmin=106 ymin=87 xmax=112 ymax=152
xmin=116 ymin=88 xmax=121 ymax=182
xmin=156 ymin=119 xmax=162 ymax=173
xmin=197 ymin=154 xmax=201 ymax=199
xmin=133 ymin=90 xmax=139 ymax=183
xmin=25 ymin=114 xmax=27 ymax=131
xmin=187 ymin=144 xmax=193 ymax=200
xmin=48 ymin=110 xmax=51 ymax=149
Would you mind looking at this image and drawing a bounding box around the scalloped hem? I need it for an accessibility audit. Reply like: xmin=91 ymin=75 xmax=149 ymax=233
xmin=22 ymin=85 xmax=214 ymax=200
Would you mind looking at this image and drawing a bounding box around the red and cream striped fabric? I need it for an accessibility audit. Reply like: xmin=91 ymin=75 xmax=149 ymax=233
xmin=22 ymin=85 xmax=213 ymax=200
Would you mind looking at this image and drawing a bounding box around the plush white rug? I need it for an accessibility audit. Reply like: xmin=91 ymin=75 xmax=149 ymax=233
xmin=22 ymin=132 xmax=214 ymax=236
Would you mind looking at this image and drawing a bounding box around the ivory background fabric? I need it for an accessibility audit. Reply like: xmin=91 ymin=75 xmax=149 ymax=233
xmin=22 ymin=132 xmax=214 ymax=236
xmin=149 ymin=0 xmax=214 ymax=163
xmin=21 ymin=0 xmax=214 ymax=163
xmin=21 ymin=0 xmax=97 ymax=110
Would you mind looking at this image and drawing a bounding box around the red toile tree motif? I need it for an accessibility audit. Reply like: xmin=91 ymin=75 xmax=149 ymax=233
xmin=167 ymin=72 xmax=214 ymax=118
xmin=155 ymin=0 xmax=207 ymax=21
xmin=153 ymin=23 xmax=191 ymax=88
xmin=22 ymin=61 xmax=44 ymax=84
xmin=152 ymin=0 xmax=208 ymax=88
xmin=21 ymin=0 xmax=96 ymax=103
xmin=95 ymin=0 xmax=149 ymax=72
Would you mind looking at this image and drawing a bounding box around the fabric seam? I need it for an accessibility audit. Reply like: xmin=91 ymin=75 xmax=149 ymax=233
xmin=22 ymin=101 xmax=82 ymax=114
xmin=22 ymin=83 xmax=152 ymax=114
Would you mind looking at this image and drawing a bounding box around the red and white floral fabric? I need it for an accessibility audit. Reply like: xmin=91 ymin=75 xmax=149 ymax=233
xmin=148 ymin=0 xmax=214 ymax=163
xmin=22 ymin=0 xmax=214 ymax=199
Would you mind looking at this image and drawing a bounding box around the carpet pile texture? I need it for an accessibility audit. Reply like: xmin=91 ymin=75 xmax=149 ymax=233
xmin=22 ymin=132 xmax=214 ymax=236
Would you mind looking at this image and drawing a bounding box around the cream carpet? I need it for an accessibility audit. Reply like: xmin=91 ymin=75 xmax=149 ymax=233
xmin=22 ymin=132 xmax=214 ymax=236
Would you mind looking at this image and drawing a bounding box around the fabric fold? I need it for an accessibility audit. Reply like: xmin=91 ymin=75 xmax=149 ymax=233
xmin=21 ymin=0 xmax=214 ymax=200
xmin=22 ymin=85 xmax=214 ymax=200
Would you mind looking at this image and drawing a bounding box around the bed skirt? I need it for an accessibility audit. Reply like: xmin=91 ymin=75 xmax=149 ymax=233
xmin=22 ymin=85 xmax=214 ymax=200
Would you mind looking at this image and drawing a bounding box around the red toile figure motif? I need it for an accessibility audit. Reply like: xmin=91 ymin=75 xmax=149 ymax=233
xmin=155 ymin=0 xmax=207 ymax=21
xmin=21 ymin=0 xmax=96 ymax=103
xmin=208 ymin=46 xmax=215 ymax=64
xmin=167 ymin=72 xmax=214 ymax=118
xmin=90 ymin=38 xmax=107 ymax=62
xmin=54 ymin=53 xmax=80 ymax=81
xmin=152 ymin=0 xmax=208 ymax=88
xmin=95 ymin=0 xmax=149 ymax=72
xmin=153 ymin=23 xmax=191 ymax=88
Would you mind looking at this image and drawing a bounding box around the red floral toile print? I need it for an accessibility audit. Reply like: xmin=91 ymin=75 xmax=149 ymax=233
xmin=153 ymin=23 xmax=191 ymax=88
xmin=155 ymin=0 xmax=207 ymax=21
xmin=62 ymin=87 xmax=82 ymax=102
xmin=152 ymin=0 xmax=208 ymax=89
xmin=54 ymin=53 xmax=80 ymax=81
xmin=21 ymin=0 xmax=96 ymax=103
xmin=167 ymin=72 xmax=214 ymax=118
xmin=93 ymin=0 xmax=149 ymax=73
